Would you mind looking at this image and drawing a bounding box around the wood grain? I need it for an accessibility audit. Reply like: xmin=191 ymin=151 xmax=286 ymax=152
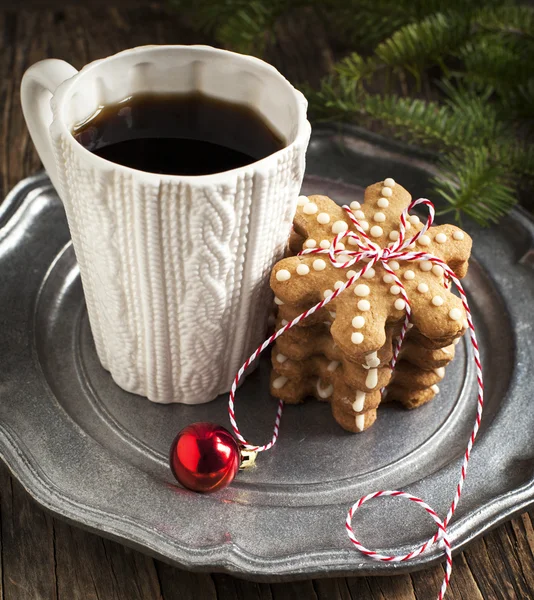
xmin=0 ymin=2 xmax=533 ymax=599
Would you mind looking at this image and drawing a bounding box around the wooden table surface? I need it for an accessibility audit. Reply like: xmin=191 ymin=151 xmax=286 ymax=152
xmin=1 ymin=3 xmax=534 ymax=599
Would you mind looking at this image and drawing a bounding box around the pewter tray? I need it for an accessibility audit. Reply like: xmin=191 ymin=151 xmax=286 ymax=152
xmin=1 ymin=126 xmax=533 ymax=580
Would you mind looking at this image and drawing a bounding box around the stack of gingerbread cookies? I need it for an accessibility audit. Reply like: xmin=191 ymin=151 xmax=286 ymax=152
xmin=269 ymin=179 xmax=472 ymax=432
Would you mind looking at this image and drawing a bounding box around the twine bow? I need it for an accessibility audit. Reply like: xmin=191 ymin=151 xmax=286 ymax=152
xmin=228 ymin=198 xmax=484 ymax=600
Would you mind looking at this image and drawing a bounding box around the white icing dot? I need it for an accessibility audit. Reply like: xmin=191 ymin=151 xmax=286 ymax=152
xmin=352 ymin=315 xmax=365 ymax=328
xmin=405 ymin=221 xmax=412 ymax=230
xmin=304 ymin=239 xmax=317 ymax=248
xmin=390 ymin=285 xmax=401 ymax=295
xmin=296 ymin=195 xmax=309 ymax=206
xmin=350 ymin=201 xmax=361 ymax=210
xmin=389 ymin=260 xmax=400 ymax=271
xmin=449 ymin=308 xmax=462 ymax=321
xmin=432 ymin=295 xmax=444 ymax=306
xmin=313 ymin=259 xmax=326 ymax=271
xmin=360 ymin=221 xmax=370 ymax=231
xmin=394 ymin=299 xmax=406 ymax=311
xmin=320 ymin=239 xmax=331 ymax=249
xmin=463 ymin=318 xmax=469 ymax=329
xmin=362 ymin=268 xmax=375 ymax=279
xmin=273 ymin=376 xmax=288 ymax=389
xmin=296 ymin=264 xmax=310 ymax=276
xmin=354 ymin=210 xmax=365 ymax=220
xmin=348 ymin=237 xmax=359 ymax=246
xmin=337 ymin=253 xmax=351 ymax=263
xmin=370 ymin=225 xmax=383 ymax=238
xmin=383 ymin=274 xmax=394 ymax=283
xmin=435 ymin=232 xmax=447 ymax=244
xmin=324 ymin=289 xmax=333 ymax=298
xmin=274 ymin=296 xmax=284 ymax=306
xmin=358 ymin=299 xmax=371 ymax=311
xmin=454 ymin=337 xmax=461 ymax=345
xmin=404 ymin=270 xmax=415 ymax=280
xmin=384 ymin=178 xmax=396 ymax=188
xmin=417 ymin=283 xmax=429 ymax=293
xmin=432 ymin=265 xmax=444 ymax=277
xmin=328 ymin=360 xmax=340 ymax=372
xmin=276 ymin=269 xmax=291 ymax=282
xmin=366 ymin=351 xmax=381 ymax=368
xmin=453 ymin=230 xmax=465 ymax=241
xmin=303 ymin=203 xmax=318 ymax=214
xmin=332 ymin=220 xmax=349 ymax=234
xmin=431 ymin=384 xmax=440 ymax=394
xmin=434 ymin=367 xmax=445 ymax=377
xmin=276 ymin=353 xmax=288 ymax=363
xmin=354 ymin=284 xmax=370 ymax=297
xmin=389 ymin=230 xmax=399 ymax=241
xmin=381 ymin=187 xmax=393 ymax=197
xmin=409 ymin=215 xmax=420 ymax=225
xmin=418 ymin=235 xmax=431 ymax=246
xmin=365 ymin=368 xmax=378 ymax=389
xmin=408 ymin=242 xmax=416 ymax=249
xmin=346 ymin=270 xmax=358 ymax=279
xmin=329 ymin=311 xmax=336 ymax=319
xmin=281 ymin=319 xmax=288 ymax=326
xmin=336 ymin=242 xmax=346 ymax=250
xmin=317 ymin=212 xmax=330 ymax=225
xmin=353 ymin=390 xmax=366 ymax=412
xmin=377 ymin=198 xmax=389 ymax=208
xmin=420 ymin=261 xmax=432 ymax=271
xmin=373 ymin=212 xmax=386 ymax=222
xmin=334 ymin=280 xmax=345 ymax=290
xmin=316 ymin=380 xmax=334 ymax=399
xmin=351 ymin=332 xmax=364 ymax=344
xmin=355 ymin=414 xmax=366 ymax=431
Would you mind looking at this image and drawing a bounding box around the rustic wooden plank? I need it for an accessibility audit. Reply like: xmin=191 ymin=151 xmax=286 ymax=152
xmin=270 ymin=580 xmax=318 ymax=600
xmin=54 ymin=518 xmax=163 ymax=600
xmin=0 ymin=463 xmax=57 ymax=599
xmin=313 ymin=577 xmax=352 ymax=600
xmin=510 ymin=513 xmax=534 ymax=593
xmin=8 ymin=10 xmax=51 ymax=193
xmin=212 ymin=573 xmax=272 ymax=600
xmin=364 ymin=573 xmax=416 ymax=600
xmin=410 ymin=564 xmax=448 ymax=600
xmin=154 ymin=563 xmax=217 ymax=600
xmin=268 ymin=7 xmax=334 ymax=87
xmin=486 ymin=519 xmax=534 ymax=599
xmin=463 ymin=531 xmax=530 ymax=600
xmin=345 ymin=576 xmax=376 ymax=600
xmin=446 ymin=552 xmax=484 ymax=600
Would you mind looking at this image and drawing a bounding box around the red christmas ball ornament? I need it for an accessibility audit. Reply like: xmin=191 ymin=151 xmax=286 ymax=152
xmin=169 ymin=422 xmax=240 ymax=493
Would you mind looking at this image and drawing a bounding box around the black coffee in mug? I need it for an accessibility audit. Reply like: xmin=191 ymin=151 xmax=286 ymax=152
xmin=72 ymin=92 xmax=285 ymax=176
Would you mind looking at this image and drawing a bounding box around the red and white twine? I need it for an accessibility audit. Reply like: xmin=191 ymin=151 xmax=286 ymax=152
xmin=228 ymin=198 xmax=484 ymax=599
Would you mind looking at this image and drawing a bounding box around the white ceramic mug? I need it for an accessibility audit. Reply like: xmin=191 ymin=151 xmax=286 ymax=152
xmin=21 ymin=45 xmax=310 ymax=404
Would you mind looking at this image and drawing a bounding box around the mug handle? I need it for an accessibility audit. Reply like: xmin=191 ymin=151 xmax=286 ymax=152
xmin=21 ymin=59 xmax=78 ymax=192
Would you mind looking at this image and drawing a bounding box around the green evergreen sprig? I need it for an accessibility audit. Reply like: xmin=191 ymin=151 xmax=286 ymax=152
xmin=171 ymin=0 xmax=534 ymax=226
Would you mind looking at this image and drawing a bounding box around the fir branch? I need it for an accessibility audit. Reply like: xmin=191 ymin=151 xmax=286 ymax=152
xmin=373 ymin=13 xmax=471 ymax=80
xmin=172 ymin=0 xmax=533 ymax=225
xmin=169 ymin=0 xmax=292 ymax=54
xmin=475 ymin=4 xmax=534 ymax=39
xmin=495 ymin=142 xmax=534 ymax=181
xmin=432 ymin=150 xmax=516 ymax=226
xmin=455 ymin=34 xmax=534 ymax=92
xmin=307 ymin=84 xmax=502 ymax=151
